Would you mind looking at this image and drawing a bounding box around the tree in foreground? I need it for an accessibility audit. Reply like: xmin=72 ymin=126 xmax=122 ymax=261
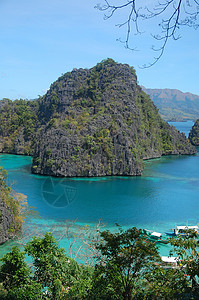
xmin=169 ymin=229 xmax=199 ymax=298
xmin=143 ymin=263 xmax=188 ymax=299
xmin=90 ymin=226 xmax=160 ymax=299
xmin=25 ymin=232 xmax=93 ymax=299
xmin=1 ymin=226 xmax=199 ymax=299
xmin=0 ymin=246 xmax=42 ymax=300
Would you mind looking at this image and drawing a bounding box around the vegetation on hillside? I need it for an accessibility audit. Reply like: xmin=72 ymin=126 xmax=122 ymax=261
xmin=0 ymin=167 xmax=27 ymax=237
xmin=0 ymin=227 xmax=199 ymax=299
xmin=0 ymin=99 xmax=39 ymax=155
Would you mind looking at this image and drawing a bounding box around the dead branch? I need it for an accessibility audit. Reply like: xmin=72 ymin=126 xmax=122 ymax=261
xmin=95 ymin=0 xmax=199 ymax=66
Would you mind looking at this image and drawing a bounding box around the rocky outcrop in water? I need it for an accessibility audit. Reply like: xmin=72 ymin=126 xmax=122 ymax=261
xmin=31 ymin=59 xmax=196 ymax=177
xmin=189 ymin=119 xmax=199 ymax=146
xmin=0 ymin=59 xmax=196 ymax=177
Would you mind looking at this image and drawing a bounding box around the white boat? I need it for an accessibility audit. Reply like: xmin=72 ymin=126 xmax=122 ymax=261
xmin=161 ymin=256 xmax=179 ymax=267
xmin=165 ymin=225 xmax=199 ymax=236
xmin=143 ymin=229 xmax=168 ymax=244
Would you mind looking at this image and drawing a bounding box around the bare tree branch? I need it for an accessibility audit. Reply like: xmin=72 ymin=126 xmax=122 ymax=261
xmin=95 ymin=0 xmax=199 ymax=67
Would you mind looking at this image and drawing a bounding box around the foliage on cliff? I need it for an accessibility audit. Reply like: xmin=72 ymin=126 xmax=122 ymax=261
xmin=0 ymin=59 xmax=196 ymax=177
xmin=0 ymin=167 xmax=27 ymax=243
xmin=189 ymin=119 xmax=199 ymax=146
xmin=0 ymin=99 xmax=39 ymax=155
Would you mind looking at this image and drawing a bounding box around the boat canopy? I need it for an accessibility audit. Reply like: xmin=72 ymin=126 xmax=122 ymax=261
xmin=151 ymin=232 xmax=162 ymax=238
xmin=176 ymin=225 xmax=198 ymax=230
xmin=161 ymin=256 xmax=178 ymax=264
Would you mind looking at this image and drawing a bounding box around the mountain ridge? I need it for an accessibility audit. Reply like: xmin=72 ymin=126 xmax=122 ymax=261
xmin=142 ymin=86 xmax=199 ymax=121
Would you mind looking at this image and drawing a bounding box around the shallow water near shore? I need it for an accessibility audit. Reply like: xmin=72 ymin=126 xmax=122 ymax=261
xmin=0 ymin=120 xmax=198 ymax=258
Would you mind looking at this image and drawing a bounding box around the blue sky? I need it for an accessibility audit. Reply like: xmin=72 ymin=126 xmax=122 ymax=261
xmin=0 ymin=0 xmax=199 ymax=100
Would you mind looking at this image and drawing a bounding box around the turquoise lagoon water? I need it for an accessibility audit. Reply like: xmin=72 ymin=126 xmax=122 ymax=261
xmin=0 ymin=120 xmax=198 ymax=257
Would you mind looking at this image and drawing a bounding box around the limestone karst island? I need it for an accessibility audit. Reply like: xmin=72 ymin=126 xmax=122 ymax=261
xmin=0 ymin=59 xmax=196 ymax=179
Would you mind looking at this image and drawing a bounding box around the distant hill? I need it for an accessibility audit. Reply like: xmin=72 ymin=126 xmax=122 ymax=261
xmin=142 ymin=87 xmax=199 ymax=121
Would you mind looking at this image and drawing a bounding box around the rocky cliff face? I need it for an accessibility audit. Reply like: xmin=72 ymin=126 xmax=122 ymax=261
xmin=189 ymin=120 xmax=199 ymax=146
xmin=30 ymin=59 xmax=196 ymax=177
xmin=0 ymin=198 xmax=14 ymax=245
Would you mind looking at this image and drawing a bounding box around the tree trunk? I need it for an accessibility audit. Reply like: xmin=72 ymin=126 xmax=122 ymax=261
xmin=123 ymin=285 xmax=133 ymax=300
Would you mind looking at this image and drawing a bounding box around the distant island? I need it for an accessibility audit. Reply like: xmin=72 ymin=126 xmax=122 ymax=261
xmin=142 ymin=87 xmax=199 ymax=121
xmin=0 ymin=59 xmax=196 ymax=177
